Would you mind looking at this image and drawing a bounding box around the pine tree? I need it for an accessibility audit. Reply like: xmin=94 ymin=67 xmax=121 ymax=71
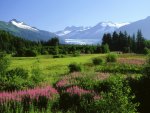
xmin=102 ymin=33 xmax=111 ymax=46
xmin=112 ymin=31 xmax=119 ymax=51
xmin=131 ymin=34 xmax=136 ymax=53
xmin=136 ymin=30 xmax=145 ymax=53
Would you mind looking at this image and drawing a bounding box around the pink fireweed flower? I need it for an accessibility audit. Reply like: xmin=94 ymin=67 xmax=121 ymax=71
xmin=66 ymin=86 xmax=91 ymax=96
xmin=65 ymin=86 xmax=101 ymax=100
xmin=56 ymin=79 xmax=70 ymax=88
xmin=95 ymin=72 xmax=110 ymax=80
xmin=0 ymin=86 xmax=58 ymax=104
xmin=118 ymin=58 xmax=145 ymax=65
xmin=56 ymin=72 xmax=84 ymax=89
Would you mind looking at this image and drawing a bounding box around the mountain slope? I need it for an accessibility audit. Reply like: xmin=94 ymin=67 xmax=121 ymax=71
xmin=55 ymin=26 xmax=91 ymax=36
xmin=0 ymin=19 xmax=57 ymax=41
xmin=56 ymin=22 xmax=129 ymax=44
xmin=117 ymin=16 xmax=150 ymax=39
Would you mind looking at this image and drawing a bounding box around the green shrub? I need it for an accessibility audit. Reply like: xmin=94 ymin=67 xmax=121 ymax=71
xmin=14 ymin=49 xmax=37 ymax=57
xmin=53 ymin=54 xmax=64 ymax=58
xmin=41 ymin=49 xmax=49 ymax=55
xmin=0 ymin=52 xmax=10 ymax=76
xmin=0 ymin=58 xmax=44 ymax=91
xmin=25 ymin=49 xmax=37 ymax=57
xmin=13 ymin=49 xmax=25 ymax=57
xmin=106 ymin=53 xmax=117 ymax=62
xmin=68 ymin=63 xmax=82 ymax=73
xmin=2 ymin=76 xmax=29 ymax=91
xmin=143 ymin=54 xmax=150 ymax=77
xmin=146 ymin=54 xmax=150 ymax=64
xmin=96 ymin=63 xmax=142 ymax=74
xmin=58 ymin=91 xmax=94 ymax=113
xmin=30 ymin=67 xmax=44 ymax=85
xmin=102 ymin=44 xmax=110 ymax=53
xmin=72 ymin=51 xmax=80 ymax=57
xmin=92 ymin=57 xmax=104 ymax=65
xmin=143 ymin=65 xmax=150 ymax=77
xmin=87 ymin=76 xmax=138 ymax=113
xmin=52 ymin=46 xmax=59 ymax=55
xmin=143 ymin=47 xmax=150 ymax=55
xmin=128 ymin=75 xmax=150 ymax=113
xmin=6 ymin=68 xmax=28 ymax=79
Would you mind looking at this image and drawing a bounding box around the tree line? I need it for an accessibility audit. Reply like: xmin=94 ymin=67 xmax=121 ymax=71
xmin=102 ymin=30 xmax=150 ymax=54
xmin=0 ymin=30 xmax=104 ymax=56
xmin=0 ymin=30 xmax=150 ymax=57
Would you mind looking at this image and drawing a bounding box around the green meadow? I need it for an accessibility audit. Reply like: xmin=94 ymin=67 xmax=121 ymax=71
xmin=9 ymin=54 xmax=145 ymax=84
xmin=9 ymin=54 xmax=104 ymax=83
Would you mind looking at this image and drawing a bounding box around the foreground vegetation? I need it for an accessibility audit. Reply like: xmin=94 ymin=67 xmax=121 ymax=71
xmin=0 ymin=52 xmax=150 ymax=113
xmin=1 ymin=30 xmax=150 ymax=112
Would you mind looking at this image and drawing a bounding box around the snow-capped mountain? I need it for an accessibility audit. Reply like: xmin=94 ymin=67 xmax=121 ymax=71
xmin=1 ymin=16 xmax=150 ymax=45
xmin=117 ymin=16 xmax=150 ymax=40
xmin=10 ymin=19 xmax=39 ymax=31
xmin=56 ymin=22 xmax=130 ymax=44
xmin=0 ymin=19 xmax=57 ymax=41
xmin=55 ymin=26 xmax=91 ymax=36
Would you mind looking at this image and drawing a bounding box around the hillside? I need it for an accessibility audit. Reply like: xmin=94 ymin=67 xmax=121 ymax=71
xmin=0 ymin=19 xmax=57 ymax=41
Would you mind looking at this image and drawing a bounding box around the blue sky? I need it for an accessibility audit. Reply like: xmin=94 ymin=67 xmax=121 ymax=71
xmin=0 ymin=0 xmax=150 ymax=32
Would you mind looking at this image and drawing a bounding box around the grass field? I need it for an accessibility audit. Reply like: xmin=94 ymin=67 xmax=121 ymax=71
xmin=9 ymin=54 xmax=146 ymax=84
xmin=9 ymin=54 xmax=105 ymax=83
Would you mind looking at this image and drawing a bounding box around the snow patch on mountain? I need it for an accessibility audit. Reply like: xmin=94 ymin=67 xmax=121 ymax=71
xmin=55 ymin=26 xmax=91 ymax=36
xmin=99 ymin=22 xmax=130 ymax=28
xmin=10 ymin=19 xmax=39 ymax=31
xmin=56 ymin=30 xmax=71 ymax=36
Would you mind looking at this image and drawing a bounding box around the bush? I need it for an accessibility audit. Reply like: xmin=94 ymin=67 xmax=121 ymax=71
xmin=13 ymin=49 xmax=25 ymax=57
xmin=146 ymin=54 xmax=150 ymax=64
xmin=87 ymin=76 xmax=138 ymax=113
xmin=102 ymin=44 xmax=110 ymax=53
xmin=128 ymin=75 xmax=150 ymax=113
xmin=96 ymin=63 xmax=142 ymax=74
xmin=143 ymin=47 xmax=150 ymax=55
xmin=53 ymin=54 xmax=64 ymax=58
xmin=1 ymin=68 xmax=31 ymax=91
xmin=52 ymin=46 xmax=59 ymax=55
xmin=41 ymin=49 xmax=49 ymax=55
xmin=30 ymin=67 xmax=44 ymax=85
xmin=25 ymin=49 xmax=37 ymax=57
xmin=68 ymin=63 xmax=82 ymax=73
xmin=92 ymin=57 xmax=104 ymax=65
xmin=0 ymin=60 xmax=44 ymax=91
xmin=6 ymin=68 xmax=28 ymax=79
xmin=143 ymin=65 xmax=150 ymax=76
xmin=72 ymin=51 xmax=80 ymax=57
xmin=1 ymin=76 xmax=29 ymax=91
xmin=0 ymin=52 xmax=10 ymax=76
xmin=106 ymin=53 xmax=117 ymax=62
xmin=143 ymin=54 xmax=150 ymax=77
xmin=14 ymin=49 xmax=37 ymax=57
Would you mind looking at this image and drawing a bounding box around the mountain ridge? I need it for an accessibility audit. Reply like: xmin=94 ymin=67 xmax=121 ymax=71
xmin=56 ymin=22 xmax=130 ymax=44
xmin=0 ymin=16 xmax=150 ymax=45
xmin=0 ymin=19 xmax=57 ymax=41
xmin=117 ymin=17 xmax=150 ymax=39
